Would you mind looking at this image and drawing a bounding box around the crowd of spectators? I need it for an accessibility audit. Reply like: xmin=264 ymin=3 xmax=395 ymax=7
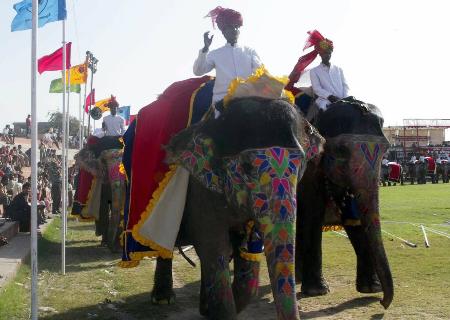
xmin=0 ymin=140 xmax=63 ymax=233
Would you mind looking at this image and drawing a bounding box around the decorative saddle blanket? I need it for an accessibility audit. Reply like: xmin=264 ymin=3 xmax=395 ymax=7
xmin=120 ymin=76 xmax=214 ymax=267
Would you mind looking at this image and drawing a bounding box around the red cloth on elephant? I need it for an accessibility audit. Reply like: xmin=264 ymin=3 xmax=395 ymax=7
xmin=126 ymin=76 xmax=212 ymax=230
xmin=425 ymin=157 xmax=436 ymax=172
xmin=388 ymin=162 xmax=401 ymax=182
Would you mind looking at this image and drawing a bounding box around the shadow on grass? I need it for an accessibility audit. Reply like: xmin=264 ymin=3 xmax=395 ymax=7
xmin=67 ymin=223 xmax=97 ymax=231
xmin=300 ymin=296 xmax=380 ymax=319
xmin=40 ymin=281 xmax=202 ymax=320
xmin=21 ymin=236 xmax=121 ymax=273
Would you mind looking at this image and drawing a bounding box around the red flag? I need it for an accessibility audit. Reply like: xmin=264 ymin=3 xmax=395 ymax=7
xmin=85 ymin=89 xmax=95 ymax=113
xmin=38 ymin=42 xmax=72 ymax=74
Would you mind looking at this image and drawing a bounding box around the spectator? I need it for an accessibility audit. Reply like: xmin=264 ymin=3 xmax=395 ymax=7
xmin=6 ymin=182 xmax=31 ymax=232
xmin=26 ymin=114 xmax=31 ymax=138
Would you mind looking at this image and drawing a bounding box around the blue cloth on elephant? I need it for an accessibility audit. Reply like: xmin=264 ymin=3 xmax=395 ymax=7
xmin=341 ymin=195 xmax=361 ymax=226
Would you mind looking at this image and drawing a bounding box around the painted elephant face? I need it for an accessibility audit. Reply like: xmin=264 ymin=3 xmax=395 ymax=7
xmin=175 ymin=133 xmax=305 ymax=318
xmin=322 ymin=134 xmax=389 ymax=226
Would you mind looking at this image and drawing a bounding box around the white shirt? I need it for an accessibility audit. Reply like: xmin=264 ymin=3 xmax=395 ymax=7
xmin=310 ymin=63 xmax=349 ymax=110
xmin=382 ymin=159 xmax=389 ymax=166
xmin=103 ymin=115 xmax=125 ymax=137
xmin=193 ymin=43 xmax=262 ymax=103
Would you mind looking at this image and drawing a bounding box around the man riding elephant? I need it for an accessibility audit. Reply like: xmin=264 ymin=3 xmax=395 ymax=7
xmin=285 ymin=31 xmax=394 ymax=308
xmin=73 ymin=98 xmax=126 ymax=252
xmin=193 ymin=6 xmax=262 ymax=118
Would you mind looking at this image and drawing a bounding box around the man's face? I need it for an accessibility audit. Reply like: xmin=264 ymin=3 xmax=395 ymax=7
xmin=110 ymin=106 xmax=117 ymax=115
xmin=221 ymin=24 xmax=240 ymax=45
xmin=319 ymin=48 xmax=333 ymax=64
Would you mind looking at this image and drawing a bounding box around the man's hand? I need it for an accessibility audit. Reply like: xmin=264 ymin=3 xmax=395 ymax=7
xmin=202 ymin=31 xmax=213 ymax=53
xmin=327 ymin=95 xmax=339 ymax=103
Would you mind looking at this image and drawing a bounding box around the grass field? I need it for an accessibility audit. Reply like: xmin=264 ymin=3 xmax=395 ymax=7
xmin=0 ymin=183 xmax=449 ymax=319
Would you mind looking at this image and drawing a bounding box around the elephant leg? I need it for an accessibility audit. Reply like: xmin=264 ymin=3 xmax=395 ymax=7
xmin=344 ymin=226 xmax=382 ymax=293
xmin=296 ymin=178 xmax=329 ymax=296
xmin=98 ymin=184 xmax=111 ymax=245
xmin=107 ymin=183 xmax=123 ymax=253
xmin=231 ymin=251 xmax=260 ymax=313
xmin=151 ymin=257 xmax=176 ymax=304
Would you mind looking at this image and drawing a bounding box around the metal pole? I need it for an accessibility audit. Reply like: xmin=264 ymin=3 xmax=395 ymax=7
xmin=30 ymin=1 xmax=38 ymax=318
xmin=61 ymin=20 xmax=67 ymax=275
xmin=87 ymin=60 xmax=94 ymax=136
xmin=66 ymin=67 xmax=70 ymax=235
xmin=420 ymin=225 xmax=430 ymax=248
xmin=81 ymin=55 xmax=88 ymax=148
xmin=79 ymin=91 xmax=82 ymax=149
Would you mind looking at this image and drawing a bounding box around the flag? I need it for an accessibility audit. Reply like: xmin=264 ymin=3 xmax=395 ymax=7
xmin=118 ymin=106 xmax=131 ymax=125
xmin=95 ymin=98 xmax=112 ymax=113
xmin=49 ymin=77 xmax=80 ymax=93
xmin=66 ymin=63 xmax=87 ymax=85
xmin=85 ymin=89 xmax=95 ymax=113
xmin=11 ymin=0 xmax=67 ymax=32
xmin=38 ymin=42 xmax=71 ymax=74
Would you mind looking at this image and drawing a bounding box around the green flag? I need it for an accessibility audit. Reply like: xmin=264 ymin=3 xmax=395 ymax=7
xmin=49 ymin=78 xmax=81 ymax=94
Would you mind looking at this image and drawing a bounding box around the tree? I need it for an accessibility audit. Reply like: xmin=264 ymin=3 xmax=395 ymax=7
xmin=47 ymin=112 xmax=82 ymax=136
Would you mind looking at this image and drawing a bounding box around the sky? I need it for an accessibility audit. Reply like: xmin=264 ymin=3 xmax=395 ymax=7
xmin=1 ymin=0 xmax=450 ymax=133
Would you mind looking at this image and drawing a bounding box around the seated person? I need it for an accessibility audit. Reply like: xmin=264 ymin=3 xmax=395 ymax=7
xmin=286 ymin=30 xmax=350 ymax=121
xmin=6 ymin=182 xmax=31 ymax=232
xmin=102 ymin=97 xmax=125 ymax=137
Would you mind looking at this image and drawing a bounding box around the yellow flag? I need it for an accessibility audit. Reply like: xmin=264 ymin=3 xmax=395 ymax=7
xmin=95 ymin=98 xmax=111 ymax=113
xmin=66 ymin=63 xmax=87 ymax=85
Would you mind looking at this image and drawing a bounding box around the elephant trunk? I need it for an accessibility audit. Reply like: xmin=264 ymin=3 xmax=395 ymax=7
xmin=359 ymin=190 xmax=394 ymax=309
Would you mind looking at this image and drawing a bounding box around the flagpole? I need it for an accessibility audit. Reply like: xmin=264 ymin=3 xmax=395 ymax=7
xmin=66 ymin=67 xmax=70 ymax=235
xmin=81 ymin=53 xmax=88 ymax=147
xmin=30 ymin=1 xmax=38 ymax=319
xmin=79 ymin=90 xmax=82 ymax=150
xmin=61 ymin=19 xmax=67 ymax=276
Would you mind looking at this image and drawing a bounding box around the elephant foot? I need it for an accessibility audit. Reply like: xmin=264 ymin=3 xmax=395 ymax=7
xmin=151 ymin=289 xmax=176 ymax=305
xmin=356 ymin=276 xmax=382 ymax=294
xmin=301 ymin=277 xmax=330 ymax=296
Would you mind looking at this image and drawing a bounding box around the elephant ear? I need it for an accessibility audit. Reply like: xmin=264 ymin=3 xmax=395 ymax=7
xmin=166 ymin=123 xmax=224 ymax=193
xmin=74 ymin=147 xmax=101 ymax=176
xmin=297 ymin=116 xmax=325 ymax=163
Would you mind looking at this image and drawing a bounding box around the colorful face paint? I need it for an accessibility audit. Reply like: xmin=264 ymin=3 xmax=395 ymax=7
xmin=324 ymin=134 xmax=388 ymax=226
xmin=222 ymin=147 xmax=304 ymax=319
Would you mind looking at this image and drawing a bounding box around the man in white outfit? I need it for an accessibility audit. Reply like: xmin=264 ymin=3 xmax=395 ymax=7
xmin=309 ymin=39 xmax=349 ymax=110
xmin=102 ymin=97 xmax=125 ymax=137
xmin=193 ymin=6 xmax=262 ymax=116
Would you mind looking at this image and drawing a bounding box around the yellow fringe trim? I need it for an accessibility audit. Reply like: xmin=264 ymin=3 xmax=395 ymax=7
xmin=240 ymin=250 xmax=264 ymax=262
xmin=77 ymin=216 xmax=96 ymax=222
xmin=224 ymin=65 xmax=295 ymax=107
xmin=344 ymin=219 xmax=362 ymax=226
xmin=117 ymin=260 xmax=140 ymax=268
xmin=322 ymin=225 xmax=344 ymax=232
xmin=80 ymin=177 xmax=97 ymax=219
xmin=130 ymin=250 xmax=160 ymax=260
xmin=131 ymin=165 xmax=178 ymax=259
xmin=188 ymin=81 xmax=208 ymax=127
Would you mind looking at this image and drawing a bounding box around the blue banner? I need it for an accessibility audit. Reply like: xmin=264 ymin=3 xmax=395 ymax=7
xmin=118 ymin=106 xmax=131 ymax=124
xmin=11 ymin=0 xmax=67 ymax=32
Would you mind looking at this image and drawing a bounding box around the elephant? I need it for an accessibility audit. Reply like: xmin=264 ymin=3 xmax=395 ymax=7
xmin=436 ymin=160 xmax=449 ymax=183
xmin=74 ymin=136 xmax=125 ymax=252
xmin=150 ymin=97 xmax=324 ymax=320
xmin=295 ymin=100 xmax=394 ymax=310
xmin=380 ymin=162 xmax=403 ymax=186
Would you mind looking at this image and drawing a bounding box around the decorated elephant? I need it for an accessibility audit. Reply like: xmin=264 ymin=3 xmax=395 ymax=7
xmin=405 ymin=160 xmax=420 ymax=184
xmin=436 ymin=159 xmax=449 ymax=183
xmin=380 ymin=162 xmax=403 ymax=186
xmin=416 ymin=157 xmax=436 ymax=184
xmin=295 ymin=100 xmax=393 ymax=310
xmin=73 ymin=136 xmax=125 ymax=252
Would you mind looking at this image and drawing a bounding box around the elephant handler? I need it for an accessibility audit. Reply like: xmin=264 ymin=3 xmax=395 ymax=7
xmin=102 ymin=97 xmax=125 ymax=137
xmin=287 ymin=30 xmax=350 ymax=121
xmin=193 ymin=6 xmax=262 ymax=118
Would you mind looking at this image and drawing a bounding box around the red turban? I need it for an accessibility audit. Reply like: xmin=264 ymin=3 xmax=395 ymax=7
xmin=206 ymin=6 xmax=243 ymax=30
xmin=286 ymin=30 xmax=333 ymax=90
